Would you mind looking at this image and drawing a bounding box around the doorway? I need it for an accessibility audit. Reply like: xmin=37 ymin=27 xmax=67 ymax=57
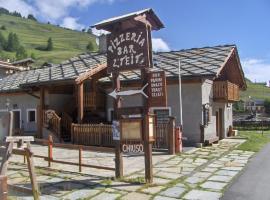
xmin=216 ymin=108 xmax=223 ymax=139
xmin=13 ymin=110 xmax=21 ymax=129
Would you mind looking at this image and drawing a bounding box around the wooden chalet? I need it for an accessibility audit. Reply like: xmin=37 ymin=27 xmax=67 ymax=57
xmin=0 ymin=43 xmax=246 ymax=147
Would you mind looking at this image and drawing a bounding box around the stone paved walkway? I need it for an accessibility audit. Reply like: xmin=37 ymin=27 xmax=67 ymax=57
xmin=5 ymin=139 xmax=254 ymax=200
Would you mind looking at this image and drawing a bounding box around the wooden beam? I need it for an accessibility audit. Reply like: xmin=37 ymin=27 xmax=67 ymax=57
xmin=37 ymin=87 xmax=45 ymax=138
xmin=75 ymin=63 xmax=107 ymax=85
xmin=77 ymin=83 xmax=84 ymax=123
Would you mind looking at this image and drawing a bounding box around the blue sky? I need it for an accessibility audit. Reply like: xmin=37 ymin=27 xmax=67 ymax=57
xmin=1 ymin=0 xmax=270 ymax=82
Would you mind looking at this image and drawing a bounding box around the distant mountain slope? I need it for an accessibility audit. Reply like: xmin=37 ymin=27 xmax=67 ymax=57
xmin=240 ymin=79 xmax=270 ymax=101
xmin=0 ymin=14 xmax=97 ymax=66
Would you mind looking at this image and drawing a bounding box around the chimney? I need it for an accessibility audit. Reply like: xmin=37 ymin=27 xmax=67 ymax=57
xmin=98 ymin=34 xmax=107 ymax=53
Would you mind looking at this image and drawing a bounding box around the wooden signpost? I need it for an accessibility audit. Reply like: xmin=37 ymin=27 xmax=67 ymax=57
xmin=94 ymin=8 xmax=164 ymax=183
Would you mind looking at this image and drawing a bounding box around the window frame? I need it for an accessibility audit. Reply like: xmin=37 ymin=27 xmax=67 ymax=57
xmin=27 ymin=109 xmax=37 ymax=123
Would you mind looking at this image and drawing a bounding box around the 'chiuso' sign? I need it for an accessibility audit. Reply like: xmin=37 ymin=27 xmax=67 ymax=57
xmin=107 ymin=28 xmax=149 ymax=72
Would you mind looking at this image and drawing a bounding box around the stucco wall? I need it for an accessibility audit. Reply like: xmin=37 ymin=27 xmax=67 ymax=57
xmin=167 ymin=83 xmax=202 ymax=143
xmin=0 ymin=94 xmax=39 ymax=132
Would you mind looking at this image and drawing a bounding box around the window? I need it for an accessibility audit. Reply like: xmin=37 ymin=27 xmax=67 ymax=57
xmin=152 ymin=108 xmax=171 ymax=124
xmin=27 ymin=109 xmax=36 ymax=122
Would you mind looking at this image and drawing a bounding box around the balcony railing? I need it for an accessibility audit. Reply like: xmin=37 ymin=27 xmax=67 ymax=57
xmin=213 ymin=81 xmax=240 ymax=102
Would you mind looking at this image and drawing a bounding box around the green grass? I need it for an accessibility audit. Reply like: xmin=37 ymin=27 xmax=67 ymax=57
xmin=237 ymin=130 xmax=270 ymax=152
xmin=240 ymin=79 xmax=270 ymax=101
xmin=0 ymin=14 xmax=97 ymax=66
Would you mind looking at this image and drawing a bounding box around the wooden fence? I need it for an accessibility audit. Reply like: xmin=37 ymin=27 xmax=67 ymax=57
xmin=34 ymin=137 xmax=115 ymax=172
xmin=233 ymin=120 xmax=270 ymax=130
xmin=153 ymin=123 xmax=169 ymax=149
xmin=71 ymin=123 xmax=113 ymax=147
xmin=70 ymin=117 xmax=176 ymax=153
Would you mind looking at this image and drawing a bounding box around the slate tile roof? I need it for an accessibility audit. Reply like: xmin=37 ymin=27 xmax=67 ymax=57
xmin=0 ymin=44 xmax=235 ymax=93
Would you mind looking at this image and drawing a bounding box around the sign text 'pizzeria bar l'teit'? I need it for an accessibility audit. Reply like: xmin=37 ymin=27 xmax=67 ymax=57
xmin=107 ymin=28 xmax=149 ymax=73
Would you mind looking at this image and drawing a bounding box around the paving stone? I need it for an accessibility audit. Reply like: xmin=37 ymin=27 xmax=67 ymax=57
xmin=185 ymin=176 xmax=205 ymax=184
xmin=221 ymin=166 xmax=243 ymax=171
xmin=208 ymin=175 xmax=232 ymax=183
xmin=141 ymin=186 xmax=164 ymax=194
xmin=201 ymin=167 xmax=218 ymax=173
xmin=160 ymin=186 xmax=186 ymax=198
xmin=111 ymin=182 xmax=142 ymax=192
xmin=193 ymin=172 xmax=212 ymax=178
xmin=121 ymin=192 xmax=152 ymax=200
xmin=208 ymin=163 xmax=223 ymax=168
xmin=91 ymin=192 xmax=121 ymax=200
xmin=200 ymin=181 xmax=227 ymax=190
xmin=62 ymin=189 xmax=100 ymax=199
xmin=215 ymin=170 xmax=238 ymax=177
xmin=156 ymin=171 xmax=183 ymax=179
xmin=183 ymin=189 xmax=222 ymax=200
xmin=153 ymin=177 xmax=172 ymax=185
xmin=45 ymin=177 xmax=65 ymax=183
xmin=154 ymin=195 xmax=178 ymax=200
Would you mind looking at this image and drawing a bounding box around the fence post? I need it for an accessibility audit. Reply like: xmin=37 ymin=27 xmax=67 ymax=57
xmin=0 ymin=176 xmax=7 ymax=200
xmin=175 ymin=126 xmax=183 ymax=153
xmin=79 ymin=146 xmax=82 ymax=172
xmin=48 ymin=135 xmax=53 ymax=167
xmin=168 ymin=117 xmax=176 ymax=155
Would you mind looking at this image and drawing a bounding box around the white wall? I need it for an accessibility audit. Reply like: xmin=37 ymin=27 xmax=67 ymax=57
xmin=0 ymin=94 xmax=39 ymax=132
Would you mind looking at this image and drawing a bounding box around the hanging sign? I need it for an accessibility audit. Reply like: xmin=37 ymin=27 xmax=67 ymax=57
xmin=148 ymin=71 xmax=167 ymax=107
xmin=107 ymin=28 xmax=150 ymax=73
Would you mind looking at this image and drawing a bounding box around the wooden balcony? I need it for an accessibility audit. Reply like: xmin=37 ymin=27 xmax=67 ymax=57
xmin=213 ymin=81 xmax=240 ymax=102
xmin=84 ymin=92 xmax=105 ymax=110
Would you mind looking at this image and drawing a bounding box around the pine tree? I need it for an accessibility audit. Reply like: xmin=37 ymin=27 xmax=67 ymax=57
xmin=0 ymin=32 xmax=7 ymax=50
xmin=46 ymin=37 xmax=53 ymax=51
xmin=16 ymin=46 xmax=27 ymax=60
xmin=6 ymin=32 xmax=20 ymax=52
xmin=27 ymin=14 xmax=37 ymax=21
xmin=6 ymin=32 xmax=14 ymax=51
xmin=86 ymin=41 xmax=94 ymax=51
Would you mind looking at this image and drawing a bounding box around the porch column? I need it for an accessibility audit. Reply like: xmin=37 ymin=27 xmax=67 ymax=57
xmin=37 ymin=87 xmax=45 ymax=138
xmin=77 ymin=83 xmax=84 ymax=123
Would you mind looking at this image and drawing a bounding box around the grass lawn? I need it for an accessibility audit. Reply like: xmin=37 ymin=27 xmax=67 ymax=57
xmin=237 ymin=130 xmax=270 ymax=152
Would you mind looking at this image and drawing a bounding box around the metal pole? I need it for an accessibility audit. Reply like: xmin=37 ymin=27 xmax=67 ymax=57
xmin=178 ymin=59 xmax=183 ymax=128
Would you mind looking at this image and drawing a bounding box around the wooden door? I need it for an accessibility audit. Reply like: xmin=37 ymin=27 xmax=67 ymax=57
xmin=13 ymin=111 xmax=21 ymax=129
xmin=216 ymin=109 xmax=223 ymax=139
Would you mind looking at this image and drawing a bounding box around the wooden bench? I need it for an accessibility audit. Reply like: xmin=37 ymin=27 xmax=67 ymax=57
xmin=205 ymin=136 xmax=219 ymax=145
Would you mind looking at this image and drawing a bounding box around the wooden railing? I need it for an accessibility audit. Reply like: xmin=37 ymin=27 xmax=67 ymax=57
xmin=213 ymin=81 xmax=240 ymax=102
xmin=84 ymin=92 xmax=105 ymax=109
xmin=71 ymin=123 xmax=113 ymax=147
xmin=43 ymin=110 xmax=61 ymax=139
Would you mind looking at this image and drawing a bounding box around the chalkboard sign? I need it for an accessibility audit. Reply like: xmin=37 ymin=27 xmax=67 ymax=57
xmin=148 ymin=71 xmax=167 ymax=107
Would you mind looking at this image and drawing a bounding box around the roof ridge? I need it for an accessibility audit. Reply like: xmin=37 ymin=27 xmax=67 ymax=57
xmin=154 ymin=44 xmax=236 ymax=54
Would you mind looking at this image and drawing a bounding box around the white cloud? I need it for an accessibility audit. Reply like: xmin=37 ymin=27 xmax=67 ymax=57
xmin=241 ymin=58 xmax=270 ymax=82
xmin=152 ymin=38 xmax=170 ymax=52
xmin=0 ymin=0 xmax=36 ymax=17
xmin=61 ymin=17 xmax=84 ymax=30
xmin=34 ymin=0 xmax=115 ymax=21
